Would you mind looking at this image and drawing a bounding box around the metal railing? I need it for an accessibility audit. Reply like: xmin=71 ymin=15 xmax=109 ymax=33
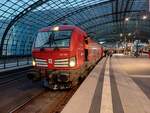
xmin=0 ymin=56 xmax=32 ymax=70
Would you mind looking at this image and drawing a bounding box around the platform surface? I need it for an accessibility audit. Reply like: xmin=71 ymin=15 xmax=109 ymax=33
xmin=61 ymin=55 xmax=150 ymax=113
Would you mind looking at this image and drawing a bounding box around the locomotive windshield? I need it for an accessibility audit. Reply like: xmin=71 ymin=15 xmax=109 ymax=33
xmin=34 ymin=30 xmax=72 ymax=48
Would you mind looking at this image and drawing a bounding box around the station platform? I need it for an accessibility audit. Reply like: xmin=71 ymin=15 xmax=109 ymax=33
xmin=61 ymin=54 xmax=150 ymax=113
xmin=0 ymin=57 xmax=32 ymax=73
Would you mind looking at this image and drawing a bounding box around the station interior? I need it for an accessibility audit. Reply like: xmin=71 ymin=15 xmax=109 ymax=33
xmin=0 ymin=0 xmax=150 ymax=113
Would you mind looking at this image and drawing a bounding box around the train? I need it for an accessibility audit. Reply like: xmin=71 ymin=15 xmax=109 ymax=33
xmin=28 ymin=25 xmax=103 ymax=90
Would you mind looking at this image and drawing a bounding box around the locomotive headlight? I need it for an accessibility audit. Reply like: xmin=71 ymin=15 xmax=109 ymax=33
xmin=32 ymin=60 xmax=36 ymax=66
xmin=53 ymin=26 xmax=59 ymax=31
xmin=69 ymin=57 xmax=76 ymax=67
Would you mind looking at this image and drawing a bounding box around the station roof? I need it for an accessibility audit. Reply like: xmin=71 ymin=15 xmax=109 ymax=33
xmin=0 ymin=0 xmax=149 ymax=55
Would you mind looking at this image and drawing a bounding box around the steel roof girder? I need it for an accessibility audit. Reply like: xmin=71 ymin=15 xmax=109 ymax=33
xmin=49 ymin=0 xmax=115 ymax=25
xmin=77 ymin=10 xmax=143 ymax=26
xmin=0 ymin=0 xmax=50 ymax=55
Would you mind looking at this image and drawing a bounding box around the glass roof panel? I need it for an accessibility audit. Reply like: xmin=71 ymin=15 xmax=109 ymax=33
xmin=0 ymin=0 xmax=149 ymax=56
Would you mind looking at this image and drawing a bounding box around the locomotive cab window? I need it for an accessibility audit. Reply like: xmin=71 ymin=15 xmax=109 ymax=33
xmin=34 ymin=30 xmax=72 ymax=48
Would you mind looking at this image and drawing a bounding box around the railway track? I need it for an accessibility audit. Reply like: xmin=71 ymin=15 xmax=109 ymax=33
xmin=8 ymin=89 xmax=46 ymax=113
xmin=6 ymin=69 xmax=87 ymax=113
xmin=8 ymin=86 xmax=78 ymax=113
xmin=0 ymin=69 xmax=31 ymax=86
xmin=49 ymin=86 xmax=78 ymax=113
xmin=1 ymin=60 xmax=102 ymax=113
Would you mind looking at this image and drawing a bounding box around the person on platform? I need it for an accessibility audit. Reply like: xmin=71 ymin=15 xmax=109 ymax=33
xmin=104 ymin=49 xmax=108 ymax=57
xmin=108 ymin=49 xmax=113 ymax=57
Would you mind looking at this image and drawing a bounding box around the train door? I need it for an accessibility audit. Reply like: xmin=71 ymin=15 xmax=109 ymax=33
xmin=84 ymin=36 xmax=89 ymax=61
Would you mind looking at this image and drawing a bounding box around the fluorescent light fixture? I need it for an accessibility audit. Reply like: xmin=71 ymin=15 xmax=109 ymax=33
xmin=142 ymin=15 xmax=147 ymax=20
xmin=125 ymin=17 xmax=129 ymax=21
xmin=128 ymin=33 xmax=131 ymax=36
xmin=120 ymin=33 xmax=123 ymax=37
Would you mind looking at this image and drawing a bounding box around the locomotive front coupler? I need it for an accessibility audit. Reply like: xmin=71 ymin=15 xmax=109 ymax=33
xmin=48 ymin=70 xmax=70 ymax=83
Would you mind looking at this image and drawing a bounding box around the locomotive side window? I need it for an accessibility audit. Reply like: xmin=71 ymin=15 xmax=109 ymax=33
xmin=34 ymin=30 xmax=72 ymax=48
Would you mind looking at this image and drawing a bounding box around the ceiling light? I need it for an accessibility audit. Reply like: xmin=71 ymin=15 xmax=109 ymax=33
xmin=128 ymin=33 xmax=131 ymax=36
xmin=125 ymin=17 xmax=129 ymax=22
xmin=142 ymin=15 xmax=147 ymax=20
xmin=120 ymin=33 xmax=123 ymax=37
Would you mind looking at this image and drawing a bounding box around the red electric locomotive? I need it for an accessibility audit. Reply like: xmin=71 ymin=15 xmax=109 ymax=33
xmin=29 ymin=25 xmax=103 ymax=90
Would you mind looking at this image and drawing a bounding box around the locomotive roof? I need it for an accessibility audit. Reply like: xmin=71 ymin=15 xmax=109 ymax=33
xmin=39 ymin=25 xmax=81 ymax=32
